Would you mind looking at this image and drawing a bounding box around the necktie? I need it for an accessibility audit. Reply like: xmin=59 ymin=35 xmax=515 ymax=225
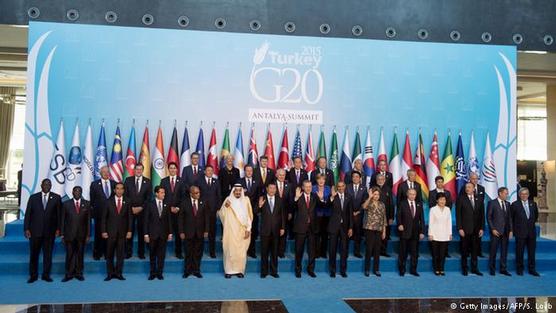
xmin=158 ymin=201 xmax=163 ymax=217
xmin=247 ymin=178 xmax=252 ymax=190
xmin=354 ymin=185 xmax=358 ymax=197
xmin=469 ymin=195 xmax=475 ymax=208
xmin=409 ymin=181 xmax=413 ymax=189
xmin=269 ymin=197 xmax=274 ymax=213
xmin=501 ymin=201 xmax=506 ymax=212
xmin=103 ymin=181 xmax=110 ymax=199
xmin=262 ymin=169 xmax=267 ymax=183
xmin=117 ymin=198 xmax=122 ymax=214
xmin=208 ymin=178 xmax=211 ymax=186
xmin=171 ymin=177 xmax=175 ymax=192
xmin=296 ymin=170 xmax=300 ymax=183
xmin=278 ymin=183 xmax=283 ymax=197
xmin=193 ymin=166 xmax=197 ymax=175
xmin=410 ymin=201 xmax=415 ymax=218
xmin=305 ymin=195 xmax=311 ymax=223
xmin=136 ymin=178 xmax=140 ymax=192
xmin=193 ymin=200 xmax=198 ymax=216
xmin=524 ymin=201 xmax=530 ymax=219
xmin=42 ymin=194 xmax=47 ymax=210
xmin=75 ymin=200 xmax=80 ymax=214
xmin=340 ymin=194 xmax=344 ymax=210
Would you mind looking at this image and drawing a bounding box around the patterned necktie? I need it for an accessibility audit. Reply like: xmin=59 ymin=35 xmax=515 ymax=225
xmin=42 ymin=194 xmax=47 ymax=210
xmin=158 ymin=200 xmax=163 ymax=217
xmin=193 ymin=200 xmax=198 ymax=216
xmin=410 ymin=201 xmax=415 ymax=218
xmin=104 ymin=181 xmax=110 ymax=199
xmin=296 ymin=170 xmax=300 ymax=183
xmin=117 ymin=198 xmax=122 ymax=214
xmin=75 ymin=200 xmax=80 ymax=214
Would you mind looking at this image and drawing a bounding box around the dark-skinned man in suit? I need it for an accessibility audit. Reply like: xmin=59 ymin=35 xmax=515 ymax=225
xmin=179 ymin=185 xmax=209 ymax=278
xmin=327 ymin=181 xmax=353 ymax=278
xmin=197 ymin=165 xmax=221 ymax=258
xmin=346 ymin=171 xmax=368 ymax=258
xmin=181 ymin=152 xmax=203 ymax=194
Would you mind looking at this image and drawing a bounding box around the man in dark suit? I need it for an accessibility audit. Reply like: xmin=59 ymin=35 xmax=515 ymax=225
xmin=219 ymin=155 xmax=240 ymax=201
xmin=257 ymin=183 xmax=285 ymax=278
xmin=397 ymin=188 xmax=425 ymax=276
xmin=101 ymin=182 xmax=132 ymax=281
xmin=60 ymin=186 xmax=91 ymax=282
xmin=24 ymin=178 xmax=62 ymax=283
xmin=254 ymin=156 xmax=276 ymax=190
xmin=123 ymin=163 xmax=152 ymax=259
xmin=370 ymin=160 xmax=393 ymax=189
xmin=275 ymin=168 xmax=293 ymax=257
xmin=241 ymin=164 xmax=262 ymax=258
xmin=456 ymin=182 xmax=485 ymax=276
xmin=397 ymin=169 xmax=423 ymax=205
xmin=160 ymin=162 xmax=184 ymax=259
xmin=287 ymin=156 xmax=308 ymax=188
xmin=346 ymin=171 xmax=368 ymax=258
xmin=179 ymin=185 xmax=209 ymax=278
xmin=487 ymin=187 xmax=512 ymax=276
xmin=197 ymin=165 xmax=221 ymax=258
xmin=293 ymin=180 xmax=323 ymax=278
xmin=181 ymin=152 xmax=203 ymax=193
xmin=428 ymin=175 xmax=453 ymax=209
xmin=344 ymin=159 xmax=367 ymax=187
xmin=511 ymin=187 xmax=540 ymax=276
xmin=372 ymin=174 xmax=394 ymax=257
xmin=327 ymin=181 xmax=353 ymax=278
xmin=312 ymin=157 xmax=334 ymax=187
xmin=144 ymin=186 xmax=173 ymax=280
xmin=466 ymin=172 xmax=487 ymax=257
xmin=89 ymin=166 xmax=116 ymax=260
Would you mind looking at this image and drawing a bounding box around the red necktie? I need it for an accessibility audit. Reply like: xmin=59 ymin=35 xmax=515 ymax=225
xmin=171 ymin=177 xmax=175 ymax=192
xmin=75 ymin=200 xmax=80 ymax=214
xmin=305 ymin=195 xmax=311 ymax=223
xmin=410 ymin=201 xmax=415 ymax=218
xmin=117 ymin=198 xmax=122 ymax=214
xmin=194 ymin=167 xmax=197 ymax=175
xmin=193 ymin=200 xmax=198 ymax=216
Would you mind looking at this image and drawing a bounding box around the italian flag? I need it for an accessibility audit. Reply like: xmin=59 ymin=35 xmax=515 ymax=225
xmin=389 ymin=131 xmax=402 ymax=196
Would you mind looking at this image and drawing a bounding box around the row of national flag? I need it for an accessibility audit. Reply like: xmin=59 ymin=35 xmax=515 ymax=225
xmin=47 ymin=121 xmax=499 ymax=203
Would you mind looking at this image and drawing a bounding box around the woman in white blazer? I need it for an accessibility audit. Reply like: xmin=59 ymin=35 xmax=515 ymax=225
xmin=428 ymin=193 xmax=452 ymax=276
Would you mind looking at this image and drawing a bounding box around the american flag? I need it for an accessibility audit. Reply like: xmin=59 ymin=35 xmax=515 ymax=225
xmin=292 ymin=129 xmax=302 ymax=159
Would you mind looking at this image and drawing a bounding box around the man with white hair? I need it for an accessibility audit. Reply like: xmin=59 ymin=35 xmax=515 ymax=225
xmin=219 ymin=184 xmax=253 ymax=278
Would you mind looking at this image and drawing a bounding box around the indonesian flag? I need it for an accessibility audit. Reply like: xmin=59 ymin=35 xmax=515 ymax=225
xmin=426 ymin=132 xmax=441 ymax=191
xmin=207 ymin=127 xmax=219 ymax=177
xmin=264 ymin=128 xmax=276 ymax=170
xmin=389 ymin=131 xmax=402 ymax=196
xmin=413 ymin=132 xmax=429 ymax=201
xmin=377 ymin=128 xmax=388 ymax=170
xmin=401 ymin=131 xmax=413 ymax=180
xmin=277 ymin=127 xmax=290 ymax=170
xmin=304 ymin=129 xmax=315 ymax=174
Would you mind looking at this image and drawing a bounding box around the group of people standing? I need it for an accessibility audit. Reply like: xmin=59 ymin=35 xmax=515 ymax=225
xmin=23 ymin=152 xmax=540 ymax=283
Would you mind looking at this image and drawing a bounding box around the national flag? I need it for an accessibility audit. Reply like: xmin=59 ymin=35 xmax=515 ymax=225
xmin=377 ymin=128 xmax=388 ymax=170
xmin=401 ymin=131 xmax=413 ymax=180
xmin=65 ymin=122 xmax=82 ymax=198
xmin=123 ymin=126 xmax=136 ymax=180
xmin=48 ymin=120 xmax=67 ymax=197
xmin=389 ymin=131 xmax=402 ymax=196
xmin=363 ymin=127 xmax=376 ymax=186
xmin=468 ymin=131 xmax=479 ymax=178
xmin=413 ymin=131 xmax=429 ymax=201
xmin=81 ymin=122 xmax=94 ymax=200
xmin=481 ymin=133 xmax=498 ymax=200
xmin=339 ymin=128 xmax=351 ymax=181
xmin=247 ymin=126 xmax=259 ymax=167
xmin=109 ymin=126 xmax=124 ymax=183
xmin=264 ymin=128 xmax=276 ymax=170
xmin=440 ymin=133 xmax=456 ymax=198
xmin=317 ymin=128 xmax=326 ymax=159
xmin=426 ymin=132 xmax=441 ymax=192
xmin=304 ymin=128 xmax=315 ymax=174
xmin=233 ymin=126 xmax=245 ymax=177
xmin=180 ymin=125 xmax=191 ymax=175
xmin=277 ymin=127 xmax=290 ymax=170
xmin=292 ymin=128 xmax=303 ymax=159
xmin=139 ymin=126 xmax=151 ymax=179
xmin=167 ymin=126 xmax=180 ymax=170
xmin=152 ymin=126 xmax=167 ymax=187
xmin=195 ymin=127 xmax=206 ymax=168
xmin=455 ymin=132 xmax=467 ymax=194
xmin=94 ymin=123 xmax=108 ymax=180
xmin=352 ymin=129 xmax=362 ymax=167
xmin=207 ymin=127 xmax=219 ymax=177
xmin=329 ymin=129 xmax=340 ymax=183
xmin=219 ymin=127 xmax=231 ymax=171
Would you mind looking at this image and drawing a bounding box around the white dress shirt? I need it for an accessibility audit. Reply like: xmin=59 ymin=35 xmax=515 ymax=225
xmin=428 ymin=205 xmax=452 ymax=242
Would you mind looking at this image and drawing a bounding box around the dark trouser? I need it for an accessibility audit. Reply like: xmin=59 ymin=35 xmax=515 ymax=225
xmin=516 ymin=236 xmax=536 ymax=273
xmin=148 ymin=237 xmax=167 ymax=275
xmin=431 ymin=240 xmax=448 ymax=272
xmin=460 ymin=233 xmax=479 ymax=272
xmin=106 ymin=236 xmax=125 ymax=276
xmin=184 ymin=236 xmax=204 ymax=274
xmin=365 ymin=230 xmax=382 ymax=272
xmin=352 ymin=214 xmax=362 ymax=255
xmin=399 ymin=236 xmax=419 ymax=274
xmin=329 ymin=230 xmax=349 ymax=274
xmin=127 ymin=211 xmax=145 ymax=257
xmin=287 ymin=215 xmax=295 ymax=240
xmin=64 ymin=238 xmax=85 ymax=277
xmin=248 ymin=214 xmax=259 ymax=256
xmin=295 ymin=231 xmax=316 ymax=274
xmin=171 ymin=212 xmax=182 ymax=256
xmin=93 ymin=215 xmax=106 ymax=259
xmin=316 ymin=216 xmax=329 ymax=258
xmin=475 ymin=235 xmax=483 ymax=256
xmin=381 ymin=224 xmax=391 ymax=255
xmin=489 ymin=233 xmax=509 ymax=272
xmin=278 ymin=230 xmax=287 ymax=257
xmin=208 ymin=210 xmax=217 ymax=256
xmin=29 ymin=236 xmax=54 ymax=278
xmin=261 ymin=234 xmax=279 ymax=275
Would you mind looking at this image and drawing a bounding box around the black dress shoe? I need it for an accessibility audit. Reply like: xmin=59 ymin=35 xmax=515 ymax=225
xmin=500 ymin=270 xmax=512 ymax=276
xmin=382 ymin=253 xmax=391 ymax=258
xmin=410 ymin=272 xmax=420 ymax=277
xmin=440 ymin=272 xmax=445 ymax=276
xmin=354 ymin=253 xmax=363 ymax=259
xmin=472 ymin=270 xmax=483 ymax=276
xmin=330 ymin=272 xmax=336 ymax=278
xmin=157 ymin=274 xmax=164 ymax=280
xmin=210 ymin=253 xmax=217 ymax=259
xmin=116 ymin=275 xmax=126 ymax=280
xmin=517 ymin=271 xmax=523 ymax=276
xmin=75 ymin=275 xmax=85 ymax=281
xmin=278 ymin=254 xmax=285 ymax=259
xmin=446 ymin=253 xmax=452 ymax=258
xmin=176 ymin=254 xmax=184 ymax=259
xmin=248 ymin=253 xmax=257 ymax=259
xmin=399 ymin=272 xmax=405 ymax=277
xmin=237 ymin=273 xmax=245 ymax=278
xmin=374 ymin=271 xmax=381 ymax=277
xmin=194 ymin=272 xmax=203 ymax=278
xmin=138 ymin=255 xmax=146 ymax=260
xmin=125 ymin=254 xmax=132 ymax=259
xmin=225 ymin=274 xmax=232 ymax=279
xmin=42 ymin=276 xmax=53 ymax=282
xmin=27 ymin=277 xmax=38 ymax=283
xmin=295 ymin=272 xmax=301 ymax=278
xmin=270 ymin=273 xmax=279 ymax=278
xmin=93 ymin=256 xmax=101 ymax=261
xmin=340 ymin=272 xmax=347 ymax=278
xmin=529 ymin=270 xmax=540 ymax=277
xmin=183 ymin=273 xmax=190 ymax=278
xmin=261 ymin=274 xmax=268 ymax=278
xmin=104 ymin=276 xmax=112 ymax=281
xmin=490 ymin=270 xmax=495 ymax=276
xmin=462 ymin=270 xmax=468 ymax=276
xmin=308 ymin=271 xmax=316 ymax=278
xmin=148 ymin=274 xmax=156 ymax=280
xmin=364 ymin=271 xmax=370 ymax=277
xmin=61 ymin=276 xmax=73 ymax=282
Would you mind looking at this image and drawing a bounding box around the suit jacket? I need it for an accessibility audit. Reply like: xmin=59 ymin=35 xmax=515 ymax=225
xmin=219 ymin=166 xmax=240 ymax=199
xmin=396 ymin=200 xmax=425 ymax=239
xmin=487 ymin=199 xmax=512 ymax=235
xmin=240 ymin=176 xmax=262 ymax=212
xmin=257 ymin=196 xmax=286 ymax=237
xmin=293 ymin=193 xmax=322 ymax=234
xmin=24 ymin=192 xmax=62 ymax=237
xmin=397 ymin=180 xmax=423 ymax=206
xmin=370 ymin=171 xmax=393 ymax=189
xmin=160 ymin=176 xmax=183 ymax=208
xmin=377 ymin=184 xmax=395 ymax=221
xmin=89 ymin=179 xmax=116 ymax=218
xmin=344 ymin=170 xmax=367 ymax=187
xmin=198 ymin=176 xmax=222 ymax=212
xmin=311 ymin=167 xmax=335 ymax=187
xmin=275 ymin=180 xmax=293 ymax=215
xmin=60 ymin=198 xmax=91 ymax=241
xmin=143 ymin=199 xmax=173 ymax=240
xmin=253 ymin=166 xmax=276 ymax=188
xmin=123 ymin=176 xmax=152 ymax=207
xmin=181 ymin=164 xmax=204 ymax=191
xmin=511 ymin=200 xmax=538 ymax=239
xmin=327 ymin=193 xmax=354 ymax=234
xmin=178 ymin=197 xmax=210 ymax=239
xmin=287 ymin=168 xmax=308 ymax=187
xmin=428 ymin=189 xmax=453 ymax=209
xmin=101 ymin=197 xmax=132 ymax=238
xmin=346 ymin=183 xmax=368 ymax=214
xmin=455 ymin=193 xmax=485 ymax=235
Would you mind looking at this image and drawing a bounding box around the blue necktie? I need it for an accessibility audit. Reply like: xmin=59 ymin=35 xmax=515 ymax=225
xmin=269 ymin=197 xmax=274 ymax=213
xmin=104 ymin=181 xmax=110 ymax=199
